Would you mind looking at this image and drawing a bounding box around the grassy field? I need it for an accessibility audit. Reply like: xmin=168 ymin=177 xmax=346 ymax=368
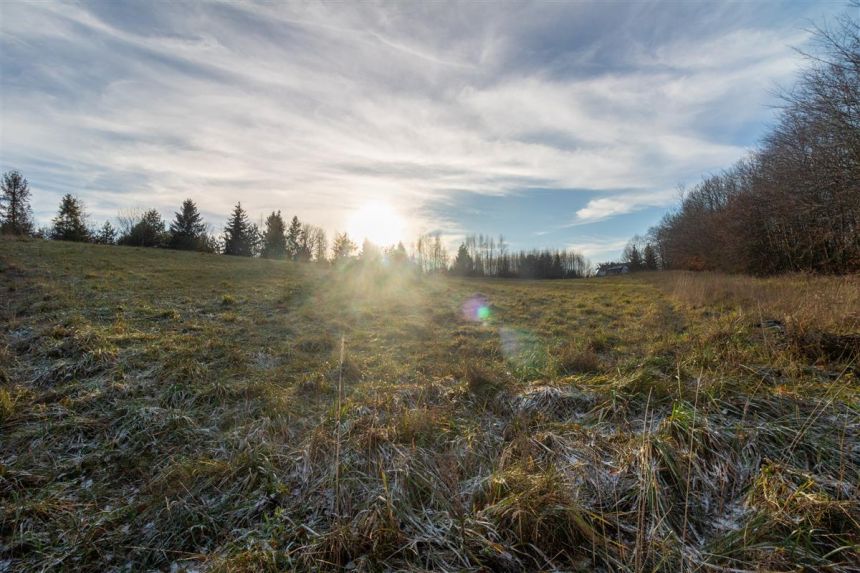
xmin=1 ymin=237 xmax=858 ymax=572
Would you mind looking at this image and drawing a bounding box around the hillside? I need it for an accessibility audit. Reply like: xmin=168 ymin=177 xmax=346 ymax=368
xmin=1 ymin=238 xmax=858 ymax=572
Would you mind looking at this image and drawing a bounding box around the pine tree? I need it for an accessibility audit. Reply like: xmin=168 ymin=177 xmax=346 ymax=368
xmin=331 ymin=232 xmax=356 ymax=262
xmin=50 ymin=194 xmax=90 ymax=242
xmin=360 ymin=239 xmax=380 ymax=263
xmin=95 ymin=221 xmax=117 ymax=245
xmin=629 ymin=245 xmax=642 ymax=271
xmin=643 ymin=244 xmax=658 ymax=270
xmin=388 ymin=241 xmax=408 ymax=266
xmin=551 ymin=252 xmax=564 ymax=279
xmin=286 ymin=215 xmax=303 ymax=260
xmin=260 ymin=211 xmax=287 ymax=259
xmin=169 ymin=199 xmax=206 ymax=250
xmin=223 ymin=202 xmax=256 ymax=257
xmin=452 ymin=243 xmax=474 ymax=275
xmin=0 ymin=170 xmax=34 ymax=235
xmin=119 ymin=209 xmax=166 ymax=247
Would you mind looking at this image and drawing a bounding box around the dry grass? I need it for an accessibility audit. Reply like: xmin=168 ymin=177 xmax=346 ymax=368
xmin=1 ymin=238 xmax=858 ymax=571
xmin=652 ymin=270 xmax=860 ymax=333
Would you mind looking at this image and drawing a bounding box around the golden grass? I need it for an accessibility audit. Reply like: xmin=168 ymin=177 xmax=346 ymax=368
xmin=1 ymin=238 xmax=858 ymax=571
xmin=650 ymin=270 xmax=860 ymax=333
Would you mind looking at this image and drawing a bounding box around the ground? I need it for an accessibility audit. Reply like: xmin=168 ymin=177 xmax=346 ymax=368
xmin=1 ymin=237 xmax=858 ymax=572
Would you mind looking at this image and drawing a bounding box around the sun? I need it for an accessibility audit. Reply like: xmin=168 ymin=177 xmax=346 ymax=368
xmin=347 ymin=201 xmax=406 ymax=247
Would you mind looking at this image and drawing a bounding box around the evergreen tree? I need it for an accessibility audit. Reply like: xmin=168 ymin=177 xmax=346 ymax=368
xmin=120 ymin=209 xmax=166 ymax=247
xmin=260 ymin=211 xmax=287 ymax=259
xmin=169 ymin=199 xmax=206 ymax=250
xmin=551 ymin=252 xmax=564 ymax=279
xmin=331 ymin=232 xmax=356 ymax=262
xmin=388 ymin=241 xmax=408 ymax=266
xmin=623 ymin=242 xmax=643 ymax=271
xmin=0 ymin=170 xmax=34 ymax=235
xmin=643 ymin=244 xmax=658 ymax=270
xmin=95 ymin=221 xmax=117 ymax=245
xmin=223 ymin=202 xmax=256 ymax=257
xmin=359 ymin=239 xmax=381 ymax=263
xmin=286 ymin=215 xmax=303 ymax=260
xmin=452 ymin=243 xmax=474 ymax=275
xmin=629 ymin=245 xmax=642 ymax=271
xmin=50 ymin=194 xmax=90 ymax=242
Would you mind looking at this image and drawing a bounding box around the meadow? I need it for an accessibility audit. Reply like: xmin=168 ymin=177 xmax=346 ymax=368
xmin=1 ymin=237 xmax=858 ymax=572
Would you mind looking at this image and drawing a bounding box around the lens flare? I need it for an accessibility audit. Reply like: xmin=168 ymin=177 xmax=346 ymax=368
xmin=499 ymin=326 xmax=543 ymax=369
xmin=462 ymin=294 xmax=491 ymax=322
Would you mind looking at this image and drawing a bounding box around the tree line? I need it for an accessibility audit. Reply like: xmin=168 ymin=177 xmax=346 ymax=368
xmin=450 ymin=233 xmax=591 ymax=279
xmin=0 ymin=185 xmax=353 ymax=263
xmin=1 ymin=180 xmax=591 ymax=277
xmin=631 ymin=11 xmax=859 ymax=275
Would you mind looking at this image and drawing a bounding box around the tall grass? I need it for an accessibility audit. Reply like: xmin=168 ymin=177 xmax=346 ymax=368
xmin=652 ymin=271 xmax=860 ymax=333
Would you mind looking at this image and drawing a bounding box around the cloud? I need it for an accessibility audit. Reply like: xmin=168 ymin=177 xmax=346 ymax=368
xmin=575 ymin=198 xmax=644 ymax=223
xmin=569 ymin=237 xmax=632 ymax=261
xmin=0 ymin=1 xmax=839 ymax=244
xmin=573 ymin=189 xmax=680 ymax=224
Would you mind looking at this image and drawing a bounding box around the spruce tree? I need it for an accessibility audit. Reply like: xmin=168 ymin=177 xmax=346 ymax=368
xmin=331 ymin=232 xmax=356 ymax=262
xmin=223 ymin=202 xmax=255 ymax=256
xmin=643 ymin=244 xmax=658 ymax=270
xmin=452 ymin=243 xmax=473 ymax=275
xmin=95 ymin=221 xmax=117 ymax=245
xmin=169 ymin=199 xmax=206 ymax=250
xmin=119 ymin=209 xmax=166 ymax=247
xmin=628 ymin=245 xmax=643 ymax=271
xmin=359 ymin=239 xmax=380 ymax=263
xmin=551 ymin=252 xmax=564 ymax=279
xmin=389 ymin=241 xmax=408 ymax=266
xmin=286 ymin=215 xmax=303 ymax=260
xmin=260 ymin=211 xmax=287 ymax=259
xmin=0 ymin=170 xmax=34 ymax=235
xmin=50 ymin=194 xmax=90 ymax=242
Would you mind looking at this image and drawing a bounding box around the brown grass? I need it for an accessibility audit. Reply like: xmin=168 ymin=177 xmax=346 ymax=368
xmin=1 ymin=240 xmax=858 ymax=572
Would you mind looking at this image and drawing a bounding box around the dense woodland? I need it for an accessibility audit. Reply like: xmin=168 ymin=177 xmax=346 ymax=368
xmin=629 ymin=12 xmax=859 ymax=275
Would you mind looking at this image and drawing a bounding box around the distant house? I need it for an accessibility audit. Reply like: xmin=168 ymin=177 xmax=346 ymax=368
xmin=596 ymin=263 xmax=629 ymax=277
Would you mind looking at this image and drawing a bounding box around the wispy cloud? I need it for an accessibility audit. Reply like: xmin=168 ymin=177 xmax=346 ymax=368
xmin=0 ymin=0 xmax=841 ymax=253
xmin=569 ymin=238 xmax=632 ymax=261
xmin=573 ymin=189 xmax=681 ymax=225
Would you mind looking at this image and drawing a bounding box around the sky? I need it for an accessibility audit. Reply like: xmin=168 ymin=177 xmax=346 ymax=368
xmin=0 ymin=0 xmax=852 ymax=261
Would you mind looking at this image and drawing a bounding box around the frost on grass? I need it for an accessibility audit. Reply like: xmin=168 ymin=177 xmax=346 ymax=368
xmin=512 ymin=383 xmax=597 ymax=420
xmin=1 ymin=241 xmax=858 ymax=572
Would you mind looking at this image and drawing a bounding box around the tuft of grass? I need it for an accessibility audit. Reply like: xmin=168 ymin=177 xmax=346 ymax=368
xmin=475 ymin=465 xmax=598 ymax=566
xmin=297 ymin=333 xmax=334 ymax=354
xmin=463 ymin=362 xmax=505 ymax=405
xmin=556 ymin=344 xmax=602 ymax=374
xmin=0 ymin=387 xmax=14 ymax=421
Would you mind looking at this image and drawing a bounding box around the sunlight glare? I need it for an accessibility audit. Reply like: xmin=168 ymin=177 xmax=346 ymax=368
xmin=347 ymin=201 xmax=406 ymax=247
